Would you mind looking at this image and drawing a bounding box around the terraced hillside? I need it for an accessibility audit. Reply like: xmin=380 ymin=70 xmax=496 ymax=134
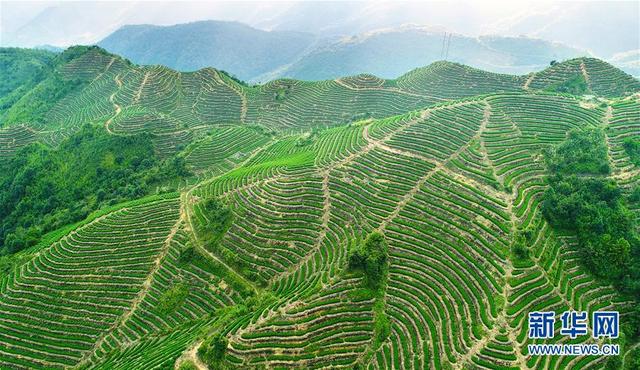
xmin=2 ymin=48 xmax=637 ymax=157
xmin=0 ymin=46 xmax=639 ymax=369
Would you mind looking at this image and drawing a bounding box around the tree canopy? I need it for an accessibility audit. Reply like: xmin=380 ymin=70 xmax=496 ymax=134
xmin=348 ymin=232 xmax=389 ymax=290
xmin=542 ymin=127 xmax=640 ymax=337
xmin=0 ymin=124 xmax=188 ymax=254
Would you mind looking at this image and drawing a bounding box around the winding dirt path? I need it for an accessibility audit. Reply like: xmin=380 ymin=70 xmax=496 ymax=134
xmin=105 ymin=74 xmax=122 ymax=134
xmin=376 ymin=102 xmax=491 ymax=231
xmin=133 ymin=71 xmax=150 ymax=104
xmin=580 ymin=61 xmax=592 ymax=91
xmin=77 ymin=202 xmax=184 ymax=367
xmin=181 ymin=192 xmax=258 ymax=295
xmin=175 ymin=341 xmax=207 ymax=370
xmin=523 ymin=73 xmax=535 ymax=90
xmin=178 ymin=136 xmax=280 ymax=296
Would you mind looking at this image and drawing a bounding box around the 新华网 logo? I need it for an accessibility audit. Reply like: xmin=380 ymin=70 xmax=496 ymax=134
xmin=527 ymin=311 xmax=620 ymax=356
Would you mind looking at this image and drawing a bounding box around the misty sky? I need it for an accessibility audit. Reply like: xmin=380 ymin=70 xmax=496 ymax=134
xmin=1 ymin=1 xmax=638 ymax=59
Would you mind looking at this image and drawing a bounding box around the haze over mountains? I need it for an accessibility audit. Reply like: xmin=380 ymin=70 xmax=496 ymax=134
xmin=2 ymin=1 xmax=638 ymax=79
xmin=98 ymin=21 xmax=318 ymax=82
xmin=98 ymin=21 xmax=587 ymax=82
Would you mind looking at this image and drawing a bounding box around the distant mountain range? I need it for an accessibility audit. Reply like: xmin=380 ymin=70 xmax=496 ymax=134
xmin=99 ymin=21 xmax=318 ymax=82
xmin=4 ymin=1 xmax=638 ymax=60
xmin=5 ymin=2 xmax=638 ymax=79
xmin=98 ymin=21 xmax=591 ymax=82
xmin=265 ymin=26 xmax=587 ymax=81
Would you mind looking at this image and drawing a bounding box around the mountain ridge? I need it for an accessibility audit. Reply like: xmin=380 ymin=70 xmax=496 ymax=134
xmin=97 ymin=21 xmax=596 ymax=82
xmin=2 ymin=45 xmax=638 ymax=140
xmin=98 ymin=20 xmax=318 ymax=82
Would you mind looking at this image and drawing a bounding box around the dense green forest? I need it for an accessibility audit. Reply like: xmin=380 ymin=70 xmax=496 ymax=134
xmin=543 ymin=74 xmax=589 ymax=95
xmin=625 ymin=137 xmax=640 ymax=165
xmin=0 ymin=48 xmax=55 ymax=99
xmin=0 ymin=46 xmax=109 ymax=122
xmin=0 ymin=48 xmax=56 ymax=98
xmin=348 ymin=232 xmax=389 ymax=290
xmin=542 ymin=128 xmax=640 ymax=338
xmin=0 ymin=48 xmax=56 ymax=116
xmin=2 ymin=73 xmax=87 ymax=125
xmin=0 ymin=124 xmax=187 ymax=254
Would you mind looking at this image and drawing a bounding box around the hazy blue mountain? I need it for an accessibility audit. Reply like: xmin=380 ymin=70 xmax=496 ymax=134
xmin=0 ymin=2 xmax=286 ymax=48
xmin=34 ymin=45 xmax=64 ymax=53
xmin=4 ymin=1 xmax=637 ymax=64
xmin=496 ymin=1 xmax=639 ymax=59
xmin=98 ymin=20 xmax=317 ymax=81
xmin=271 ymin=27 xmax=587 ymax=80
xmin=98 ymin=22 xmax=587 ymax=82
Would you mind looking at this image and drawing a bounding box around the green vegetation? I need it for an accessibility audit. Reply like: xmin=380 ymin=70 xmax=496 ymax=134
xmin=218 ymin=69 xmax=250 ymax=87
xmin=2 ymin=73 xmax=87 ymax=125
xmin=622 ymin=344 xmax=640 ymax=370
xmin=0 ymin=48 xmax=54 ymax=96
xmin=543 ymin=176 xmax=635 ymax=276
xmin=348 ymin=233 xmax=391 ymax=367
xmin=0 ymin=45 xmax=639 ymax=370
xmin=0 ymin=46 xmax=107 ymax=122
xmin=510 ymin=229 xmax=533 ymax=260
xmin=543 ymin=73 xmax=589 ymax=95
xmin=373 ymin=299 xmax=391 ymax=345
xmin=158 ymin=283 xmax=189 ymax=314
xmin=178 ymin=245 xmax=197 ymax=265
xmin=195 ymin=197 xmax=232 ymax=248
xmin=631 ymin=186 xmax=640 ymax=203
xmin=177 ymin=361 xmax=198 ymax=370
xmin=542 ymin=128 xmax=640 ymax=337
xmin=0 ymin=48 xmax=56 ymax=116
xmin=0 ymin=124 xmax=186 ymax=254
xmin=545 ymin=128 xmax=610 ymax=175
xmin=623 ymin=137 xmax=640 ymax=166
xmin=348 ymin=232 xmax=389 ymax=290
xmin=529 ymin=57 xmax=640 ymax=97
xmin=198 ymin=334 xmax=228 ymax=368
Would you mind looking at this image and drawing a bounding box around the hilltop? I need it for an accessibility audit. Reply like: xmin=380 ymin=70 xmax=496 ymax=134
xmin=1 ymin=46 xmax=638 ymax=163
xmin=0 ymin=45 xmax=639 ymax=370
